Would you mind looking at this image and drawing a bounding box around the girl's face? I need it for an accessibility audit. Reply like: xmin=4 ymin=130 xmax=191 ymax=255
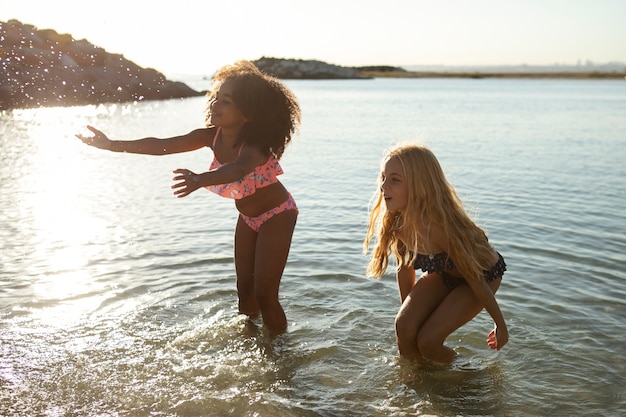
xmin=208 ymin=79 xmax=248 ymax=128
xmin=381 ymin=156 xmax=408 ymax=212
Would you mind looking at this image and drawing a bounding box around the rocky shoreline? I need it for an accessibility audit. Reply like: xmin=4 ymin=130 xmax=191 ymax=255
xmin=252 ymin=57 xmax=376 ymax=79
xmin=1 ymin=20 xmax=204 ymax=111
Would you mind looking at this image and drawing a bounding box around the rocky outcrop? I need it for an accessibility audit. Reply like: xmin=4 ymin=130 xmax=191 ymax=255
xmin=252 ymin=57 xmax=369 ymax=79
xmin=355 ymin=65 xmax=407 ymax=73
xmin=0 ymin=20 xmax=203 ymax=110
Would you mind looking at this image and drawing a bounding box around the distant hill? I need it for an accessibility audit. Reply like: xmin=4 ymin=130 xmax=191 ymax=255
xmin=1 ymin=19 xmax=204 ymax=110
xmin=252 ymin=57 xmax=370 ymax=79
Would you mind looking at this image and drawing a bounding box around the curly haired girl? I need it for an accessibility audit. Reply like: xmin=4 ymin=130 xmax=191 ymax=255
xmin=78 ymin=60 xmax=301 ymax=335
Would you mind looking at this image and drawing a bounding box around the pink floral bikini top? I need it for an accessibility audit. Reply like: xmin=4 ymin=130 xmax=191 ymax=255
xmin=205 ymin=128 xmax=283 ymax=200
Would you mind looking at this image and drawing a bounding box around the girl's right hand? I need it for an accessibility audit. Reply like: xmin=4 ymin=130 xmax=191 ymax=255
xmin=76 ymin=125 xmax=111 ymax=150
xmin=487 ymin=325 xmax=509 ymax=351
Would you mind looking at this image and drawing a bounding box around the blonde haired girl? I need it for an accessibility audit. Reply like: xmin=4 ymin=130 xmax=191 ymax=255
xmin=364 ymin=143 xmax=508 ymax=363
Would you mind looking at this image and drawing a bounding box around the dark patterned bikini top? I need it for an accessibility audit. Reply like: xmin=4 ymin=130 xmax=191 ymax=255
xmin=412 ymin=251 xmax=506 ymax=282
xmin=412 ymin=252 xmax=455 ymax=273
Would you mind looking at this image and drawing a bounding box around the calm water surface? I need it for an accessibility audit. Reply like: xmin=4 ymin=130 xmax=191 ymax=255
xmin=1 ymin=78 xmax=625 ymax=416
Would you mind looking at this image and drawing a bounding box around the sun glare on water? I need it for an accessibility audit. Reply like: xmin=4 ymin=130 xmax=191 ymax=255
xmin=10 ymin=105 xmax=119 ymax=326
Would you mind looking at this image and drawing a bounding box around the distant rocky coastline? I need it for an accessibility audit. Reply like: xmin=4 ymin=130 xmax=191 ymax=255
xmin=0 ymin=19 xmax=203 ymax=111
xmin=252 ymin=57 xmax=363 ymax=79
xmin=251 ymin=57 xmax=407 ymax=79
xmin=2 ymin=19 xmax=623 ymax=111
xmin=0 ymin=19 xmax=378 ymax=111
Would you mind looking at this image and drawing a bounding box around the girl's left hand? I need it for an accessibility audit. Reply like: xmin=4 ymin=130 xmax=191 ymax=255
xmin=172 ymin=168 xmax=202 ymax=198
xmin=487 ymin=326 xmax=509 ymax=351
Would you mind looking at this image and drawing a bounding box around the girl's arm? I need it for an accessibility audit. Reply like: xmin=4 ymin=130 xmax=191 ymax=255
xmin=465 ymin=276 xmax=509 ymax=350
xmin=76 ymin=125 xmax=214 ymax=155
xmin=396 ymin=264 xmax=416 ymax=303
xmin=428 ymin=223 xmax=508 ymax=349
xmin=171 ymin=144 xmax=268 ymax=198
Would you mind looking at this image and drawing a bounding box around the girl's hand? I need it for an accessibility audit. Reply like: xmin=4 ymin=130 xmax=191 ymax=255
xmin=487 ymin=325 xmax=509 ymax=351
xmin=172 ymin=169 xmax=202 ymax=198
xmin=76 ymin=125 xmax=111 ymax=150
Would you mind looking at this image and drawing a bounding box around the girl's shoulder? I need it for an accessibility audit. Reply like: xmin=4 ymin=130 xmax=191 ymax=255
xmin=194 ymin=126 xmax=219 ymax=148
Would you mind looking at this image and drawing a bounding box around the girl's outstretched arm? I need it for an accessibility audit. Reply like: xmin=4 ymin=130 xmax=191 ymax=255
xmin=76 ymin=125 xmax=214 ymax=155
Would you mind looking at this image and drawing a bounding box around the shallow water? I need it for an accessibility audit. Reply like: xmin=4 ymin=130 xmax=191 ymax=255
xmin=1 ymin=77 xmax=625 ymax=416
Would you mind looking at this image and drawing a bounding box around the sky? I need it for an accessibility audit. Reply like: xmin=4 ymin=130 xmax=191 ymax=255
xmin=1 ymin=0 xmax=625 ymax=76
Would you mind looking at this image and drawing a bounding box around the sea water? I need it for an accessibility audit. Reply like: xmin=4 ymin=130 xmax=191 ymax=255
xmin=1 ymin=77 xmax=625 ymax=416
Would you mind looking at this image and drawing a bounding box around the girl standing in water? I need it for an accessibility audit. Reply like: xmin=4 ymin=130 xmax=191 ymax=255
xmin=77 ymin=60 xmax=301 ymax=335
xmin=364 ymin=143 xmax=508 ymax=363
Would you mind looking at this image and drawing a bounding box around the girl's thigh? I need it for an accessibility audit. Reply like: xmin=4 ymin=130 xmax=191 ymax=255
xmin=397 ymin=273 xmax=450 ymax=331
xmin=419 ymin=284 xmax=484 ymax=342
xmin=253 ymin=209 xmax=297 ymax=296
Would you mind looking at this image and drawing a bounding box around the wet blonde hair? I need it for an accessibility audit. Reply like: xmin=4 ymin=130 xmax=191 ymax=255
xmin=205 ymin=60 xmax=301 ymax=159
xmin=364 ymin=143 xmax=497 ymax=280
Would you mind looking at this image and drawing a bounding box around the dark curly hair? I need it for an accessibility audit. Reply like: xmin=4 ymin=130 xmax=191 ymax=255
xmin=205 ymin=60 xmax=301 ymax=159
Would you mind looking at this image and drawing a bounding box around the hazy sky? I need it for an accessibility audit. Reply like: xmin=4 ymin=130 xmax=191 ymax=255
xmin=2 ymin=0 xmax=624 ymax=76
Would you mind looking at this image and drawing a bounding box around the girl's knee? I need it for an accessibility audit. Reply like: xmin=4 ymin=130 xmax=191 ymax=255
xmin=394 ymin=313 xmax=416 ymax=342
